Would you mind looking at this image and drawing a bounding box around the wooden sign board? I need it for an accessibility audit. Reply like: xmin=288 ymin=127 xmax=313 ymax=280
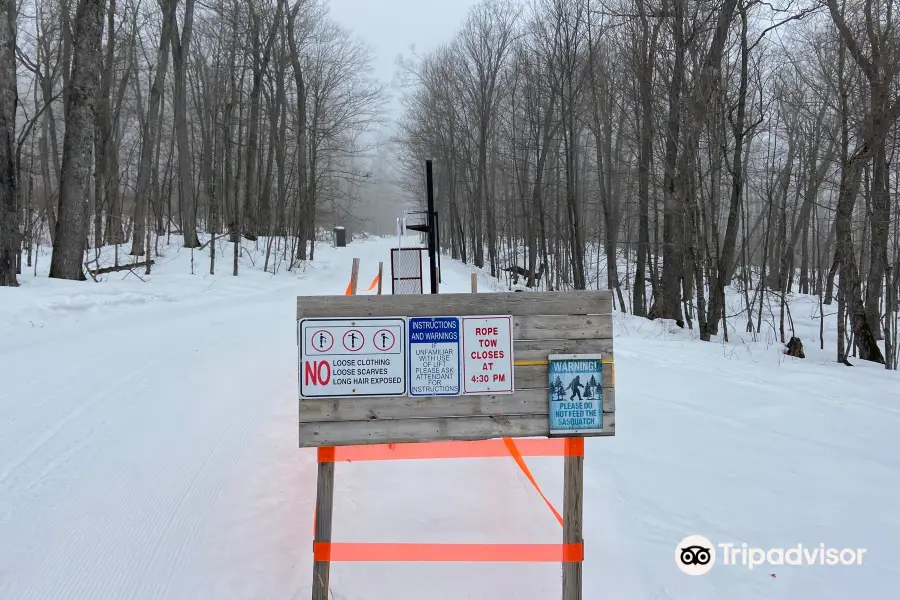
xmin=297 ymin=291 xmax=614 ymax=447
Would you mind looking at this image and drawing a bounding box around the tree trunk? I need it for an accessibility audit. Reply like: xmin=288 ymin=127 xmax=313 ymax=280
xmin=242 ymin=0 xmax=283 ymax=239
xmin=632 ymin=1 xmax=658 ymax=316
xmin=707 ymin=6 xmax=750 ymax=336
xmin=834 ymin=147 xmax=885 ymax=363
xmin=0 ymin=0 xmax=16 ymax=287
xmin=648 ymin=0 xmax=685 ymax=325
xmin=864 ymin=83 xmax=890 ymax=340
xmin=130 ymin=0 xmax=175 ymax=254
xmin=49 ymin=0 xmax=106 ymax=280
xmin=171 ymin=0 xmax=199 ymax=248
xmin=287 ymin=0 xmax=308 ymax=261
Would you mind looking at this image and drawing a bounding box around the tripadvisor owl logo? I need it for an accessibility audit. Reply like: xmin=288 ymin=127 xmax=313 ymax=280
xmin=676 ymin=535 xmax=715 ymax=575
xmin=675 ymin=535 xmax=867 ymax=574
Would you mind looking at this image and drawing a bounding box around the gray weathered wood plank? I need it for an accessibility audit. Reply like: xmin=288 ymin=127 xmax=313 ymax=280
xmin=298 ymin=413 xmax=615 ymax=446
xmin=297 ymin=290 xmax=612 ymax=320
xmin=514 ymin=338 xmax=613 ymax=361
xmin=513 ymin=314 xmax=612 ymax=341
xmin=299 ymin=387 xmax=615 ymax=422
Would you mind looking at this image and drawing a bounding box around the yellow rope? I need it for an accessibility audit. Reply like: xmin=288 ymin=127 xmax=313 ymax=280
xmin=512 ymin=358 xmax=616 ymax=387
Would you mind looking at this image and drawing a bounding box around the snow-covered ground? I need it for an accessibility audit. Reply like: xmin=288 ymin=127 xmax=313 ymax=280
xmin=0 ymin=235 xmax=897 ymax=600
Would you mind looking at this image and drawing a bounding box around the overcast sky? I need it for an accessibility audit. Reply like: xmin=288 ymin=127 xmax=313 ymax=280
xmin=323 ymin=0 xmax=481 ymax=234
xmin=325 ymin=0 xmax=480 ymax=120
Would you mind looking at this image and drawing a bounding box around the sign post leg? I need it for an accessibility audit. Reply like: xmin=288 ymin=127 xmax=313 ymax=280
xmin=348 ymin=258 xmax=359 ymax=296
xmin=312 ymin=260 xmax=358 ymax=600
xmin=311 ymin=459 xmax=335 ymax=600
xmin=377 ymin=261 xmax=383 ymax=295
xmin=562 ymin=439 xmax=583 ymax=600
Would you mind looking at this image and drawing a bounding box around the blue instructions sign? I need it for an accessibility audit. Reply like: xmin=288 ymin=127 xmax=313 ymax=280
xmin=548 ymin=354 xmax=603 ymax=434
xmin=408 ymin=317 xmax=461 ymax=396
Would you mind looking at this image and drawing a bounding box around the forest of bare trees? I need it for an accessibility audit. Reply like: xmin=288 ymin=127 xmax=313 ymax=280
xmin=0 ymin=0 xmax=898 ymax=370
xmin=0 ymin=0 xmax=385 ymax=287
xmin=395 ymin=0 xmax=900 ymax=368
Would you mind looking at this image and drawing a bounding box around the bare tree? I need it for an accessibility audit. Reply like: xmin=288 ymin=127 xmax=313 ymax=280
xmin=394 ymin=0 xmax=899 ymax=367
xmin=130 ymin=0 xmax=176 ymax=255
xmin=824 ymin=0 xmax=899 ymax=362
xmin=455 ymin=0 xmax=518 ymax=272
xmin=0 ymin=0 xmax=16 ymax=287
xmin=49 ymin=0 xmax=106 ymax=280
xmin=171 ymin=0 xmax=199 ymax=247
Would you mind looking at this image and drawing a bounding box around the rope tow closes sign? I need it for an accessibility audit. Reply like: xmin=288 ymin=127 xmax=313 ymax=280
xmin=299 ymin=318 xmax=407 ymax=398
xmin=461 ymin=316 xmax=514 ymax=394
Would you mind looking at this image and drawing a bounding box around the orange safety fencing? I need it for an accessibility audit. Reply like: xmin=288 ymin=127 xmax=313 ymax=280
xmin=313 ymin=542 xmax=584 ymax=562
xmin=344 ymin=273 xmax=380 ymax=295
xmin=313 ymin=437 xmax=584 ymax=563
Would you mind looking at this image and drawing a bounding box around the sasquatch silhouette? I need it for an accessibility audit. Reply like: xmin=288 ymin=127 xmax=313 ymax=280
xmin=566 ymin=375 xmax=584 ymax=401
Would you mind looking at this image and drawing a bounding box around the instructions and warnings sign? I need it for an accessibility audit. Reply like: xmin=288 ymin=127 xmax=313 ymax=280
xmin=299 ymin=318 xmax=407 ymax=398
xmin=548 ymin=354 xmax=603 ymax=434
xmin=462 ymin=316 xmax=514 ymax=394
xmin=408 ymin=317 xmax=461 ymax=396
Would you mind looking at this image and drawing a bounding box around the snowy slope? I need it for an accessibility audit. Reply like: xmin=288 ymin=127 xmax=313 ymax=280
xmin=0 ymin=235 xmax=897 ymax=600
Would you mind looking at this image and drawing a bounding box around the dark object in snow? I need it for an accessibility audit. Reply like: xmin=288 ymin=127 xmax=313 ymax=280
xmin=785 ymin=337 xmax=805 ymax=359
xmin=333 ymin=226 xmax=347 ymax=247
xmin=90 ymin=260 xmax=154 ymax=276
xmin=503 ymin=264 xmax=544 ymax=285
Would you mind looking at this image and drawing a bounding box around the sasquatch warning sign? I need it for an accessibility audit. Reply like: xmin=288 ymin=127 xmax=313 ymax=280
xmin=548 ymin=354 xmax=603 ymax=435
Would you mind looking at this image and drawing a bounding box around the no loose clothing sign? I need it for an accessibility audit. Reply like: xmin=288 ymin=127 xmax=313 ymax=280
xmin=299 ymin=317 xmax=407 ymax=398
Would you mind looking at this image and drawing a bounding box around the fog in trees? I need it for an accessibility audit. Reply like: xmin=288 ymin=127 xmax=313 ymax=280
xmin=394 ymin=0 xmax=900 ymax=368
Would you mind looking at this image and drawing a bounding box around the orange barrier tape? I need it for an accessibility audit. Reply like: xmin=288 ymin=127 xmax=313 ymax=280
xmin=502 ymin=437 xmax=564 ymax=526
xmin=311 ymin=440 xmax=586 ymax=564
xmin=344 ymin=273 xmax=380 ymax=295
xmin=313 ymin=542 xmax=583 ymax=562
xmin=318 ymin=446 xmax=336 ymax=463
xmin=317 ymin=438 xmax=583 ymax=462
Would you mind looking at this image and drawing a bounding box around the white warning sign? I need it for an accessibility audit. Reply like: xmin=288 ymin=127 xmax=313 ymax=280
xmin=461 ymin=315 xmax=514 ymax=394
xmin=299 ymin=317 xmax=407 ymax=398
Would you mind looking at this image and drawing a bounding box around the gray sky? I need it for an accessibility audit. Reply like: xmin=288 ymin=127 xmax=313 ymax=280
xmin=326 ymin=0 xmax=479 ymax=234
xmin=323 ymin=0 xmax=481 ymax=234
xmin=325 ymin=0 xmax=480 ymax=119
